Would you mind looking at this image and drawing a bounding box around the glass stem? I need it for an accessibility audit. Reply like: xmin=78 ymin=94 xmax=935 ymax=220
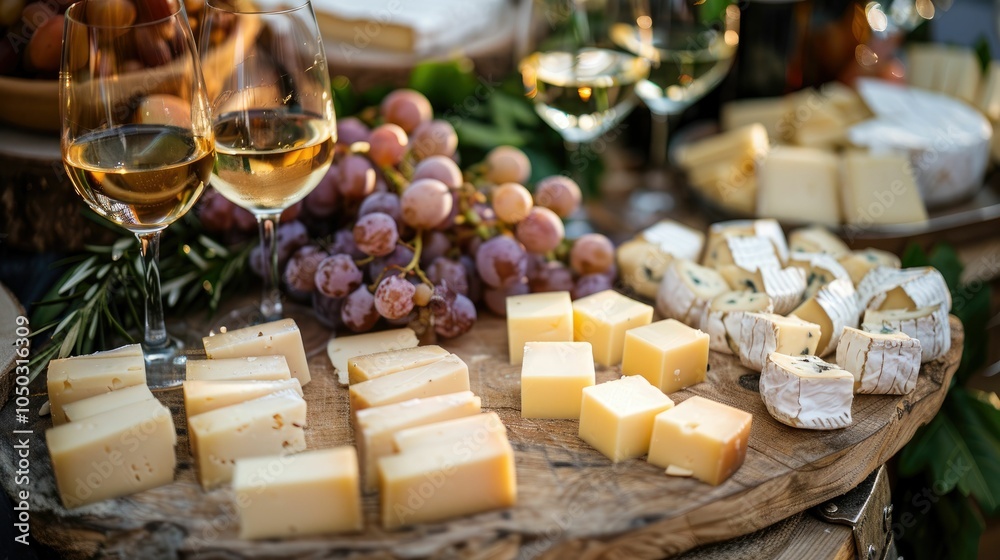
xmin=649 ymin=111 xmax=670 ymax=169
xmin=136 ymin=231 xmax=168 ymax=348
xmin=258 ymin=212 xmax=284 ymax=321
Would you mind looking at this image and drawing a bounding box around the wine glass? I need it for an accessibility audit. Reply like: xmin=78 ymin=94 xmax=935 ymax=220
xmin=199 ymin=0 xmax=336 ymax=326
xmin=610 ymin=0 xmax=741 ymax=166
xmin=61 ymin=0 xmax=215 ymax=387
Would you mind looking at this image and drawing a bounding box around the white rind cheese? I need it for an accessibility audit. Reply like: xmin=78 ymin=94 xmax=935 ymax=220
xmin=720 ymin=265 xmax=807 ymax=315
xmin=790 ymin=278 xmax=859 ymax=357
xmin=789 ymin=251 xmax=852 ymax=300
xmin=656 ymin=260 xmax=730 ymax=327
xmin=699 ymin=291 xmax=774 ymax=354
xmin=760 ymin=353 xmax=854 ymax=430
xmin=863 ymin=305 xmax=951 ymax=363
xmin=836 ymin=327 xmax=921 ymax=395
xmin=787 ymin=226 xmax=850 ymax=258
xmin=857 ymin=267 xmax=951 ymax=312
xmin=737 ymin=313 xmax=822 ymax=371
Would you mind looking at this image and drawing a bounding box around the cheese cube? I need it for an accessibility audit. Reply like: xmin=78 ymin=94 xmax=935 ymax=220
xmin=203 ymin=318 xmax=311 ymax=385
xmin=647 ymin=396 xmax=752 ymax=486
xmin=46 ymin=399 xmax=176 ymax=508
xmin=841 ymin=152 xmax=928 ymax=227
xmin=737 ymin=313 xmax=822 ymax=371
xmin=378 ymin=427 xmax=516 ymax=529
xmin=349 ymin=354 xmax=470 ymax=413
xmin=47 ymin=352 xmax=147 ymax=425
xmin=347 ymin=345 xmax=450 ymax=384
xmin=839 ymin=250 xmax=901 ymax=286
xmin=721 ymin=97 xmax=789 ymax=141
xmin=622 ymin=320 xmax=710 ymax=394
xmin=188 ymin=390 xmax=307 ymax=489
xmin=578 ymin=375 xmax=674 ymax=462
xmin=393 ymin=412 xmax=507 ymax=452
xmin=327 ymin=328 xmax=419 ymax=385
xmin=183 ymin=378 xmax=303 ymax=418
xmin=520 ymin=342 xmax=596 ymax=419
xmin=233 ymin=447 xmax=362 ymax=539
xmin=757 ymin=146 xmax=840 ymax=226
xmin=62 ymin=384 xmax=156 ymax=422
xmin=185 ymin=355 xmax=291 ymax=382
xmin=572 ymin=290 xmax=653 ymax=366
xmin=506 ymin=292 xmax=574 ymax=365
xmin=355 ymin=392 xmax=481 ymax=493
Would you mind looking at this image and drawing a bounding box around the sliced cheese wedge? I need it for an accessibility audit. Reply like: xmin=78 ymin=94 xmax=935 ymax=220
xmin=790 ymin=278 xmax=859 ymax=357
xmin=857 ymin=266 xmax=951 ymax=312
xmin=836 ymin=326 xmax=921 ymax=395
xmin=839 ymin=249 xmax=901 ymax=286
xmin=737 ymin=313 xmax=821 ymax=371
xmin=787 ymin=226 xmax=850 ymax=258
xmin=655 ymin=259 xmax=729 ymax=327
xmin=699 ymin=291 xmax=774 ymax=354
xmin=720 ymin=265 xmax=806 ymax=315
xmin=760 ymin=353 xmax=854 ymax=430
xmin=862 ymin=305 xmax=950 ymax=363
xmin=788 ymin=251 xmax=851 ymax=300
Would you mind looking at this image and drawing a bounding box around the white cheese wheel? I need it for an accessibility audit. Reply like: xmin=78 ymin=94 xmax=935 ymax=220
xmin=836 ymin=326 xmax=921 ymax=395
xmin=862 ymin=304 xmax=950 ymax=363
xmin=760 ymin=352 xmax=854 ymax=430
xmin=737 ymin=312 xmax=822 ymax=371
xmin=656 ymin=259 xmax=730 ymax=327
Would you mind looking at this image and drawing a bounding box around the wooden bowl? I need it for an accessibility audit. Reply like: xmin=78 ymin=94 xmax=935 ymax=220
xmin=0 ymin=76 xmax=60 ymax=133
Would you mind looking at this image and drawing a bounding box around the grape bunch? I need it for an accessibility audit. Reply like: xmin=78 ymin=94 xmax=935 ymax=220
xmin=197 ymin=88 xmax=617 ymax=339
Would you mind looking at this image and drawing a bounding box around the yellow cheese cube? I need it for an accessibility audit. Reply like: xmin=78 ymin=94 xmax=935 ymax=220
xmin=572 ymin=290 xmax=654 ymax=366
xmin=841 ymin=152 xmax=928 ymax=227
xmin=46 ymin=352 xmax=147 ymax=425
xmin=183 ymin=378 xmax=303 ymax=418
xmin=349 ymin=354 xmax=470 ymax=413
xmin=392 ymin=412 xmax=508 ymax=452
xmin=233 ymin=447 xmax=363 ymax=539
xmin=46 ymin=399 xmax=176 ymax=508
xmin=622 ymin=319 xmax=710 ymax=394
xmin=327 ymin=328 xmax=419 ymax=385
xmin=520 ymin=342 xmax=595 ymax=419
xmin=578 ymin=375 xmax=674 ymax=462
xmin=203 ymin=318 xmax=311 ymax=385
xmin=185 ymin=355 xmax=291 ymax=382
xmin=647 ymin=396 xmax=752 ymax=486
xmin=506 ymin=291 xmax=574 ymax=365
xmin=757 ymin=146 xmax=841 ymax=226
xmin=355 ymin=392 xmax=481 ymax=493
xmin=62 ymin=384 xmax=156 ymax=422
xmin=347 ymin=345 xmax=450 ymax=384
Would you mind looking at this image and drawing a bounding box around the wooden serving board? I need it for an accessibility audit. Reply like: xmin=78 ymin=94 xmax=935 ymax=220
xmin=0 ymin=315 xmax=963 ymax=559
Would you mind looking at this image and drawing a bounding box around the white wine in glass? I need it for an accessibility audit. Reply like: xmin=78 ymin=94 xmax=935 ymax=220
xmin=61 ymin=0 xmax=215 ymax=387
xmin=200 ymin=0 xmax=336 ymax=326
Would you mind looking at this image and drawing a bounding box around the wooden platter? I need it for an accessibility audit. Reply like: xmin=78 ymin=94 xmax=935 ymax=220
xmin=0 ymin=315 xmax=962 ymax=559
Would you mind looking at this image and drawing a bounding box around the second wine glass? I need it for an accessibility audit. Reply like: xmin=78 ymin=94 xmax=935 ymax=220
xmin=200 ymin=0 xmax=336 ymax=325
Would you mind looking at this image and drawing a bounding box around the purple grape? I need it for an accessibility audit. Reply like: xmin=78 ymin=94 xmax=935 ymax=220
xmin=353 ymin=212 xmax=398 ymax=257
xmin=572 ymin=273 xmax=613 ymax=300
xmin=367 ymin=245 xmax=414 ymax=282
xmin=374 ymin=275 xmax=416 ymax=320
xmin=483 ymin=281 xmax=529 ymax=316
xmin=341 ymin=286 xmax=379 ymax=332
xmin=338 ymin=154 xmax=376 ymax=198
xmin=412 ymin=155 xmax=462 ymax=189
xmin=427 ymin=257 xmax=469 ymax=296
xmin=315 ymin=254 xmax=363 ymax=298
xmin=283 ymin=245 xmax=328 ymax=298
xmin=419 ymin=231 xmax=451 ymax=268
xmin=528 ymin=260 xmax=575 ymax=294
xmin=312 ymin=292 xmax=344 ymax=330
xmin=337 ymin=116 xmax=370 ymax=146
xmin=475 ymin=235 xmax=528 ymax=289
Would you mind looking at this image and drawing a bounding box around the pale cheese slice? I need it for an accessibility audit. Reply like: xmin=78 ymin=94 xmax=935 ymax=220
xmin=737 ymin=313 xmax=821 ymax=371
xmin=839 ymin=249 xmax=901 ymax=286
xmin=857 ymin=266 xmax=951 ymax=312
xmin=719 ymin=265 xmax=806 ymax=315
xmin=326 ymin=328 xmax=419 ymax=386
xmin=699 ymin=291 xmax=774 ymax=354
xmin=790 ymin=278 xmax=859 ymax=357
xmin=836 ymin=326 xmax=921 ymax=395
xmin=760 ymin=353 xmax=854 ymax=430
xmin=788 ymin=251 xmax=852 ymax=300
xmin=862 ymin=305 xmax=950 ymax=363
xmin=787 ymin=226 xmax=850 ymax=258
xmin=655 ymin=259 xmax=729 ymax=327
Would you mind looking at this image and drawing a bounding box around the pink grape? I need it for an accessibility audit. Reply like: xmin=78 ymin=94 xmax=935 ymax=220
xmin=315 ymin=254 xmax=363 ymax=298
xmin=401 ymin=178 xmax=453 ymax=229
xmin=483 ymin=281 xmax=529 ymax=316
xmin=196 ymin=188 xmax=235 ymax=233
xmin=410 ymin=119 xmax=458 ymax=160
xmin=412 ymin=155 xmax=462 ymax=188
xmin=338 ymin=154 xmax=376 ymax=198
xmin=572 ymin=273 xmax=613 ymax=300
xmin=427 ymin=257 xmax=469 ymax=296
xmin=475 ymin=236 xmax=527 ymax=289
xmin=283 ymin=245 xmax=328 ymax=296
xmin=380 ymin=89 xmax=432 ymax=133
xmin=312 ymin=292 xmax=344 ymax=330
xmin=330 ymin=229 xmax=365 ymax=260
xmin=336 ymin=116 xmax=370 ymax=145
xmin=419 ymin=231 xmax=452 ymax=268
xmin=492 ymin=182 xmax=533 ymax=224
xmin=374 ymin=275 xmax=416 ymax=319
xmin=304 ymin=163 xmax=339 ymax=218
xmin=570 ymin=233 xmax=615 ymax=275
xmin=353 ymin=212 xmax=398 ymax=257
xmin=341 ymin=286 xmax=379 ymax=332
xmin=367 ymin=245 xmax=414 ymax=282
xmin=485 ymin=146 xmax=530 ymax=184
xmin=367 ymin=124 xmax=408 ymax=167
xmin=516 ymin=207 xmax=564 ymax=254
xmin=528 ymin=260 xmax=575 ymax=293
xmin=535 ymin=175 xmax=582 ymax=218
xmin=358 ymin=192 xmax=403 ymax=229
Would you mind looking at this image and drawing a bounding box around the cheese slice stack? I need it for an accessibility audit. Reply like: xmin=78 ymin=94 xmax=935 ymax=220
xmin=327 ymin=328 xmax=419 ymax=385
xmin=836 ymin=326 xmax=921 ymax=395
xmin=760 ymin=353 xmax=854 ymax=430
xmin=656 ymin=259 xmax=730 ymax=327
xmin=787 ymin=226 xmax=850 ymax=258
xmin=719 ymin=265 xmax=806 ymax=315
xmin=862 ymin=304 xmax=951 ymax=363
xmin=790 ymin=278 xmax=859 ymax=357
xmin=699 ymin=291 xmax=774 ymax=354
xmin=737 ymin=313 xmax=821 ymax=371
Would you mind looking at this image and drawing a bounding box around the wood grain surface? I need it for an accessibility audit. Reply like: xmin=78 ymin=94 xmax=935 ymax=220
xmin=0 ymin=315 xmax=963 ymax=559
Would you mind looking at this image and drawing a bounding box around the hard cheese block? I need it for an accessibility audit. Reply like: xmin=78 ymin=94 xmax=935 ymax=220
xmin=355 ymin=391 xmax=481 ymax=493
xmin=203 ymin=318 xmax=311 ymax=385
xmin=349 ymin=354 xmax=470 ymax=413
xmin=836 ymin=326 xmax=921 ymax=395
xmin=656 ymin=259 xmax=730 ymax=327
xmin=622 ymin=319 xmax=710 ymax=394
xmin=757 ymin=146 xmax=841 ymax=226
xmin=841 ymin=151 xmax=928 ymax=227
xmin=233 ymin=447 xmax=362 ymax=539
xmin=790 ymin=278 xmax=859 ymax=357
xmin=62 ymin=384 xmax=156 ymax=423
xmin=183 ymin=378 xmax=303 ymax=418
xmin=188 ymin=390 xmax=307 ymax=489
xmin=47 ymin=350 xmax=147 ymax=425
xmin=520 ymin=341 xmax=596 ymax=419
xmin=379 ymin=413 xmax=516 ymax=529
xmin=46 ymin=399 xmax=176 ymax=508
xmin=737 ymin=313 xmax=821 ymax=371
xmin=506 ymin=291 xmax=574 ymax=365
xmin=647 ymin=396 xmax=752 ymax=486
xmin=572 ymin=290 xmax=653 ymax=366
xmin=327 ymin=328 xmax=419 ymax=385
xmin=185 ymin=356 xmax=291 ymax=382
xmin=578 ymin=375 xmax=674 ymax=462
xmin=347 ymin=345 xmax=450 ymax=384
xmin=760 ymin=353 xmax=854 ymax=430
